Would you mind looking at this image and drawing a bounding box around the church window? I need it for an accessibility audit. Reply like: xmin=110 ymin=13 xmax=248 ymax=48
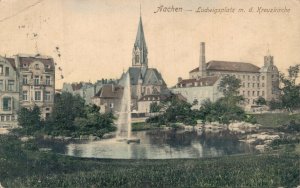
xmin=135 ymin=54 xmax=139 ymax=64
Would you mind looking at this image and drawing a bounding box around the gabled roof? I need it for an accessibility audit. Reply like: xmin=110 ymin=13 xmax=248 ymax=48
xmin=94 ymin=84 xmax=123 ymax=99
xmin=190 ymin=60 xmax=260 ymax=73
xmin=143 ymin=68 xmax=166 ymax=86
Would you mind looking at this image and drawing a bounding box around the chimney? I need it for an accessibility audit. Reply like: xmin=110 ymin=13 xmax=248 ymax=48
xmin=199 ymin=42 xmax=206 ymax=77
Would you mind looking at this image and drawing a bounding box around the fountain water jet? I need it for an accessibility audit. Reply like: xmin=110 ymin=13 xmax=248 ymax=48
xmin=116 ymin=72 xmax=140 ymax=143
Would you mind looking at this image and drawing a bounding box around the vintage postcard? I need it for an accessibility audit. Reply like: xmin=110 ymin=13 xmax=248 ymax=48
xmin=0 ymin=0 xmax=299 ymax=187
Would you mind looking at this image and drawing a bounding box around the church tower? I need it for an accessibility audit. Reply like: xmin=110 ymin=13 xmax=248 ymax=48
xmin=132 ymin=16 xmax=148 ymax=69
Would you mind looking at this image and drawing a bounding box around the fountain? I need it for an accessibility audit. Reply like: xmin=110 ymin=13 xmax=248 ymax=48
xmin=116 ymin=72 xmax=140 ymax=144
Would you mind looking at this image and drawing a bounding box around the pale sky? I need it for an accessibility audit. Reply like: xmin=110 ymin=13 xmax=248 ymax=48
xmin=0 ymin=0 xmax=299 ymax=88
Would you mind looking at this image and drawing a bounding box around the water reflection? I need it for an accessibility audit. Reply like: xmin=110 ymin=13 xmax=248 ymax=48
xmin=53 ymin=130 xmax=256 ymax=159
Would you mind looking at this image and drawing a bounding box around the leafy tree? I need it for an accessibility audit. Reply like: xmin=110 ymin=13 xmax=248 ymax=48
xmin=278 ymin=64 xmax=300 ymax=112
xmin=17 ymin=105 xmax=41 ymax=133
xmin=147 ymin=94 xmax=197 ymax=125
xmin=256 ymin=96 xmax=267 ymax=106
xmin=150 ymin=102 xmax=161 ymax=113
xmin=50 ymin=92 xmax=86 ymax=131
xmin=219 ymin=75 xmax=241 ymax=97
xmin=218 ymin=75 xmax=243 ymax=105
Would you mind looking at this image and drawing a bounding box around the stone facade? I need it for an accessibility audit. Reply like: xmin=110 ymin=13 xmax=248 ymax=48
xmin=15 ymin=54 xmax=55 ymax=119
xmin=187 ymin=42 xmax=279 ymax=109
xmin=171 ymin=76 xmax=223 ymax=109
xmin=0 ymin=54 xmax=55 ymax=125
xmin=0 ymin=56 xmax=19 ymax=126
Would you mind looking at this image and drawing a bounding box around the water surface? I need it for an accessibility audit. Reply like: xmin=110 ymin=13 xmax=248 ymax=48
xmin=48 ymin=130 xmax=255 ymax=159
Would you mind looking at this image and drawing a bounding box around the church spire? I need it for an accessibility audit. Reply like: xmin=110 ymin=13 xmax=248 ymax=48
xmin=132 ymin=14 xmax=148 ymax=68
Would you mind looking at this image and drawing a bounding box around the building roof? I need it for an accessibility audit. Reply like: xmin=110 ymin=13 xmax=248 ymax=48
xmin=190 ymin=60 xmax=260 ymax=73
xmin=16 ymin=54 xmax=55 ymax=71
xmin=122 ymin=67 xmax=166 ymax=86
xmin=134 ymin=16 xmax=147 ymax=52
xmin=5 ymin=58 xmax=17 ymax=70
xmin=176 ymin=76 xmax=220 ymax=87
xmin=94 ymin=84 xmax=123 ymax=99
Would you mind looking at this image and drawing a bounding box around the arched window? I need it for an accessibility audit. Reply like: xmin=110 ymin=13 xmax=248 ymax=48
xmin=135 ymin=54 xmax=139 ymax=64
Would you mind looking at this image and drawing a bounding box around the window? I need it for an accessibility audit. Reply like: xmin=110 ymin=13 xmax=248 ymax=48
xmin=23 ymin=91 xmax=28 ymax=101
xmin=242 ymin=82 xmax=245 ymax=87
xmin=243 ymin=75 xmax=245 ymax=79
xmin=5 ymin=67 xmax=9 ymax=76
xmin=257 ymin=83 xmax=260 ymax=88
xmin=242 ymin=91 xmax=245 ymax=96
xmin=35 ymin=64 xmax=39 ymax=69
xmin=257 ymin=91 xmax=260 ymax=96
xmin=248 ymin=83 xmax=250 ymax=88
xmin=110 ymin=103 xmax=114 ymax=108
xmin=262 ymin=83 xmax=265 ymax=87
xmin=35 ymin=91 xmax=41 ymax=101
xmin=8 ymin=80 xmax=14 ymax=91
xmin=253 ymin=76 xmax=255 ymax=81
xmin=135 ymin=54 xmax=139 ymax=64
xmin=34 ymin=76 xmax=40 ymax=85
xmin=45 ymin=91 xmax=51 ymax=101
xmin=262 ymin=76 xmax=265 ymax=80
xmin=247 ymin=91 xmax=250 ymax=96
xmin=262 ymin=91 xmax=265 ymax=96
xmin=0 ymin=65 xmax=3 ymax=75
xmin=253 ymin=91 xmax=255 ymax=96
xmin=23 ymin=75 xmax=28 ymax=84
xmin=2 ymin=97 xmax=11 ymax=111
xmin=46 ymin=76 xmax=51 ymax=85
xmin=248 ymin=75 xmax=250 ymax=80
xmin=0 ymin=80 xmax=3 ymax=91
xmin=252 ymin=83 xmax=255 ymax=88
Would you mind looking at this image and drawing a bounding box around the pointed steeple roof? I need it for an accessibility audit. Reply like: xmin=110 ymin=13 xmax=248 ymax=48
xmin=134 ymin=16 xmax=147 ymax=51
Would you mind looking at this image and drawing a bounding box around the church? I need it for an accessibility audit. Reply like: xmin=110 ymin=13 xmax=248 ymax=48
xmin=119 ymin=16 xmax=169 ymax=114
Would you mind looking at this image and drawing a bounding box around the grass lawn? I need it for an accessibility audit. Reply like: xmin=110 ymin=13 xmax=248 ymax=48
xmin=1 ymin=135 xmax=299 ymax=188
xmin=252 ymin=113 xmax=300 ymax=128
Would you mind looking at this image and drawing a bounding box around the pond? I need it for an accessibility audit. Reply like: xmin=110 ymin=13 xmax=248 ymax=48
xmin=40 ymin=129 xmax=256 ymax=159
